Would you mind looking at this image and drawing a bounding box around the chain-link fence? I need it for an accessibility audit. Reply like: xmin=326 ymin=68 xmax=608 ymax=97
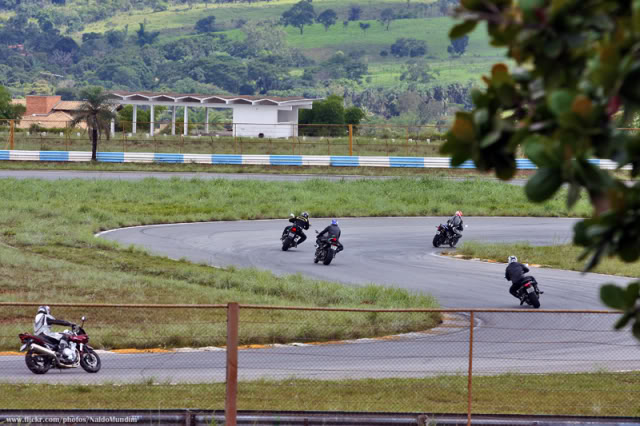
xmin=1 ymin=303 xmax=638 ymax=422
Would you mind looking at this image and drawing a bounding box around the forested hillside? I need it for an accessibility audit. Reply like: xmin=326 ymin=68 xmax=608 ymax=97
xmin=0 ymin=0 xmax=506 ymax=124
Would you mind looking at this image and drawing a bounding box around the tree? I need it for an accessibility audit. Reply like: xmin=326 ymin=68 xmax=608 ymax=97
xmin=316 ymin=9 xmax=337 ymax=32
xmin=400 ymin=60 xmax=438 ymax=85
xmin=281 ymin=0 xmax=315 ymax=35
xmin=379 ymin=8 xmax=395 ymax=31
xmin=442 ymin=1 xmax=640 ymax=338
xmin=71 ymin=87 xmax=116 ymax=162
xmin=390 ymin=38 xmax=427 ymax=58
xmin=0 ymin=85 xmax=25 ymax=121
xmin=195 ymin=15 xmax=216 ymax=33
xmin=348 ymin=5 xmax=361 ymax=21
xmin=447 ymin=35 xmax=468 ymax=57
xmin=136 ymin=23 xmax=159 ymax=46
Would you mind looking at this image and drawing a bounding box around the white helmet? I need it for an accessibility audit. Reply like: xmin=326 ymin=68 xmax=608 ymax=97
xmin=37 ymin=305 xmax=50 ymax=315
xmin=508 ymin=256 xmax=517 ymax=264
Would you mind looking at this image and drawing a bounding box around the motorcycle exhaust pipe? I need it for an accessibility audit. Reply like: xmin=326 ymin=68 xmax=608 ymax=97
xmin=29 ymin=344 xmax=57 ymax=358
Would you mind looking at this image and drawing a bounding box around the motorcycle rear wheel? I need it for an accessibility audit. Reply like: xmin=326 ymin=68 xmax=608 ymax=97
xmin=449 ymin=237 xmax=458 ymax=248
xmin=528 ymin=292 xmax=541 ymax=309
xmin=323 ymin=249 xmax=334 ymax=265
xmin=25 ymin=349 xmax=52 ymax=374
xmin=282 ymin=238 xmax=291 ymax=251
xmin=80 ymin=348 xmax=101 ymax=373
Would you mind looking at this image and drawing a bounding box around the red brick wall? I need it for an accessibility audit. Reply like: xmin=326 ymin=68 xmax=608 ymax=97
xmin=25 ymin=96 xmax=61 ymax=115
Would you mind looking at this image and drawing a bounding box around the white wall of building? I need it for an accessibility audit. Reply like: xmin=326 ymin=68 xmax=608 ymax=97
xmin=233 ymin=105 xmax=299 ymax=138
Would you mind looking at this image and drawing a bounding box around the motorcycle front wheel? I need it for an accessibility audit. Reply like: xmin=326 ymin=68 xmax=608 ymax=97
xmin=80 ymin=348 xmax=101 ymax=373
xmin=432 ymin=234 xmax=441 ymax=248
xmin=25 ymin=349 xmax=52 ymax=374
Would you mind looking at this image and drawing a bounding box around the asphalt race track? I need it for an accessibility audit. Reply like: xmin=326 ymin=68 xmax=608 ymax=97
xmin=0 ymin=169 xmax=637 ymax=383
xmin=2 ymin=216 xmax=638 ymax=384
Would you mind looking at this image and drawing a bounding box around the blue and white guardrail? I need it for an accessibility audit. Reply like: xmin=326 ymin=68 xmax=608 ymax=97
xmin=0 ymin=150 xmax=629 ymax=170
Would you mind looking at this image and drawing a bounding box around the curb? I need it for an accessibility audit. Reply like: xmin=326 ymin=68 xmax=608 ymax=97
xmin=0 ymin=313 xmax=465 ymax=356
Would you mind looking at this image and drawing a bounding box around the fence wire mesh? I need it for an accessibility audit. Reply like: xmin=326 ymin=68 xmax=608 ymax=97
xmin=0 ymin=305 xmax=639 ymax=417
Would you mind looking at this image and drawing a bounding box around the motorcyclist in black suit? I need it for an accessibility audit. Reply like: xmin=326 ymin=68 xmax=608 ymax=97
xmin=282 ymin=212 xmax=310 ymax=247
xmin=505 ymin=255 xmax=543 ymax=304
xmin=316 ymin=219 xmax=343 ymax=252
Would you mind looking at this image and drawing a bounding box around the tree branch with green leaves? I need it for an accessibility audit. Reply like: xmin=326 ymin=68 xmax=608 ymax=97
xmin=442 ymin=0 xmax=640 ymax=337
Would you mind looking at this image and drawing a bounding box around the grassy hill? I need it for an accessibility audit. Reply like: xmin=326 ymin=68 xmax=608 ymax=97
xmin=71 ymin=0 xmax=504 ymax=89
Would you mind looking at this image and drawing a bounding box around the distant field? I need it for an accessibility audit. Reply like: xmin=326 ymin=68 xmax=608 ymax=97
xmin=79 ymin=0 xmax=438 ymax=35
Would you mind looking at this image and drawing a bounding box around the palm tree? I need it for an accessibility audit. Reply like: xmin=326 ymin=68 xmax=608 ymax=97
xmin=71 ymin=87 xmax=116 ymax=161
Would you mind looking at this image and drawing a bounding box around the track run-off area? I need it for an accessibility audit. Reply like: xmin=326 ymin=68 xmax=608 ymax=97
xmin=0 ymin=171 xmax=638 ymax=385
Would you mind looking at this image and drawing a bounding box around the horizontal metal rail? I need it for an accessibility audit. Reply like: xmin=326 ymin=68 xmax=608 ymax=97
xmin=0 ymin=302 xmax=622 ymax=314
xmin=0 ymin=410 xmax=638 ymax=425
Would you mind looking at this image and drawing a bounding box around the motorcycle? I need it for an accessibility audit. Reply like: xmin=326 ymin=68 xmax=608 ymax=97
xmin=515 ymin=276 xmax=542 ymax=309
xmin=18 ymin=316 xmax=101 ymax=375
xmin=432 ymin=223 xmax=461 ymax=248
xmin=314 ymin=231 xmax=340 ymax=265
xmin=281 ymin=225 xmax=303 ymax=251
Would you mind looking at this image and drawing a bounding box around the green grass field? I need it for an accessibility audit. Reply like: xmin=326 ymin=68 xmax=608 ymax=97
xmin=2 ymin=372 xmax=638 ymax=415
xmin=451 ymin=241 xmax=640 ymax=278
xmin=0 ymin=177 xmax=591 ymax=350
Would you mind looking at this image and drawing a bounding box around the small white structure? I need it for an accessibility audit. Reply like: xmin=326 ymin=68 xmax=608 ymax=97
xmin=109 ymin=91 xmax=317 ymax=138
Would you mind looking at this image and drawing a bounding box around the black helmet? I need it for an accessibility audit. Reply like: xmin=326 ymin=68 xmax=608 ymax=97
xmin=302 ymin=212 xmax=309 ymax=218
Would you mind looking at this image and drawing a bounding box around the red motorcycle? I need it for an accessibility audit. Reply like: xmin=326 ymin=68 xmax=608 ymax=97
xmin=18 ymin=316 xmax=101 ymax=374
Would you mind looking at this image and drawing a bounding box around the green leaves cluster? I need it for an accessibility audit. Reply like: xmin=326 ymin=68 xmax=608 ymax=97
xmin=442 ymin=0 xmax=640 ymax=337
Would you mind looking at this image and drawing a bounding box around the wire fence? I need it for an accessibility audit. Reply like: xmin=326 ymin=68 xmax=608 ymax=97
xmin=0 ymin=119 xmax=448 ymax=157
xmin=1 ymin=303 xmax=638 ymax=423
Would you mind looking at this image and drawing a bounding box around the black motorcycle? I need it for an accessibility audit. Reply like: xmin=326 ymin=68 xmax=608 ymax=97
xmin=281 ymin=225 xmax=303 ymax=251
xmin=314 ymin=232 xmax=340 ymax=265
xmin=432 ymin=223 xmax=461 ymax=248
xmin=515 ymin=276 xmax=542 ymax=309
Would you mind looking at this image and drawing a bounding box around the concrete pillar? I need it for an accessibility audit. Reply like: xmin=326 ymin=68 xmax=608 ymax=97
xmin=132 ymin=105 xmax=137 ymax=134
xmin=110 ymin=119 xmax=115 ymax=137
xmin=205 ymin=107 xmax=210 ymax=134
xmin=183 ymin=106 xmax=188 ymax=136
xmin=150 ymin=104 xmax=155 ymax=136
xmin=171 ymin=106 xmax=176 ymax=136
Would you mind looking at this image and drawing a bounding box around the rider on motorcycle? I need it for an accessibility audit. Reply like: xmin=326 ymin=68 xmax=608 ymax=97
xmin=34 ymin=305 xmax=74 ymax=356
xmin=505 ymin=256 xmax=542 ymax=304
xmin=447 ymin=211 xmax=464 ymax=239
xmin=317 ymin=219 xmax=343 ymax=252
xmin=282 ymin=212 xmax=310 ymax=247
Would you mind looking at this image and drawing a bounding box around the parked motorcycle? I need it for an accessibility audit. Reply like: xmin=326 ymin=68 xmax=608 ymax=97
xmin=18 ymin=316 xmax=101 ymax=375
xmin=281 ymin=225 xmax=303 ymax=251
xmin=515 ymin=276 xmax=542 ymax=309
xmin=432 ymin=223 xmax=461 ymax=248
xmin=314 ymin=231 xmax=340 ymax=265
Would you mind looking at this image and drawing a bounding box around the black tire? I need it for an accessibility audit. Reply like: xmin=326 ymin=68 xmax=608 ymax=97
xmin=25 ymin=350 xmax=52 ymax=374
xmin=432 ymin=234 xmax=441 ymax=248
xmin=282 ymin=238 xmax=291 ymax=251
xmin=449 ymin=237 xmax=459 ymax=248
xmin=323 ymin=249 xmax=334 ymax=265
xmin=528 ymin=292 xmax=541 ymax=309
xmin=80 ymin=348 xmax=101 ymax=373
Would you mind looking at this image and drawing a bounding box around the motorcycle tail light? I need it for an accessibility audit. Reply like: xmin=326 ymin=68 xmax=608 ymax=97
xmin=331 ymin=238 xmax=337 ymax=242
xmin=292 ymin=227 xmax=297 ymax=232
xmin=524 ymin=283 xmax=530 ymax=287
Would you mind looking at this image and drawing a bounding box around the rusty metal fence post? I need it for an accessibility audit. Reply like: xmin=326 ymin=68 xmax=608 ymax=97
xmin=226 ymin=302 xmax=239 ymax=426
xmin=348 ymin=124 xmax=353 ymax=156
xmin=9 ymin=119 xmax=14 ymax=150
xmin=467 ymin=311 xmax=474 ymax=426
